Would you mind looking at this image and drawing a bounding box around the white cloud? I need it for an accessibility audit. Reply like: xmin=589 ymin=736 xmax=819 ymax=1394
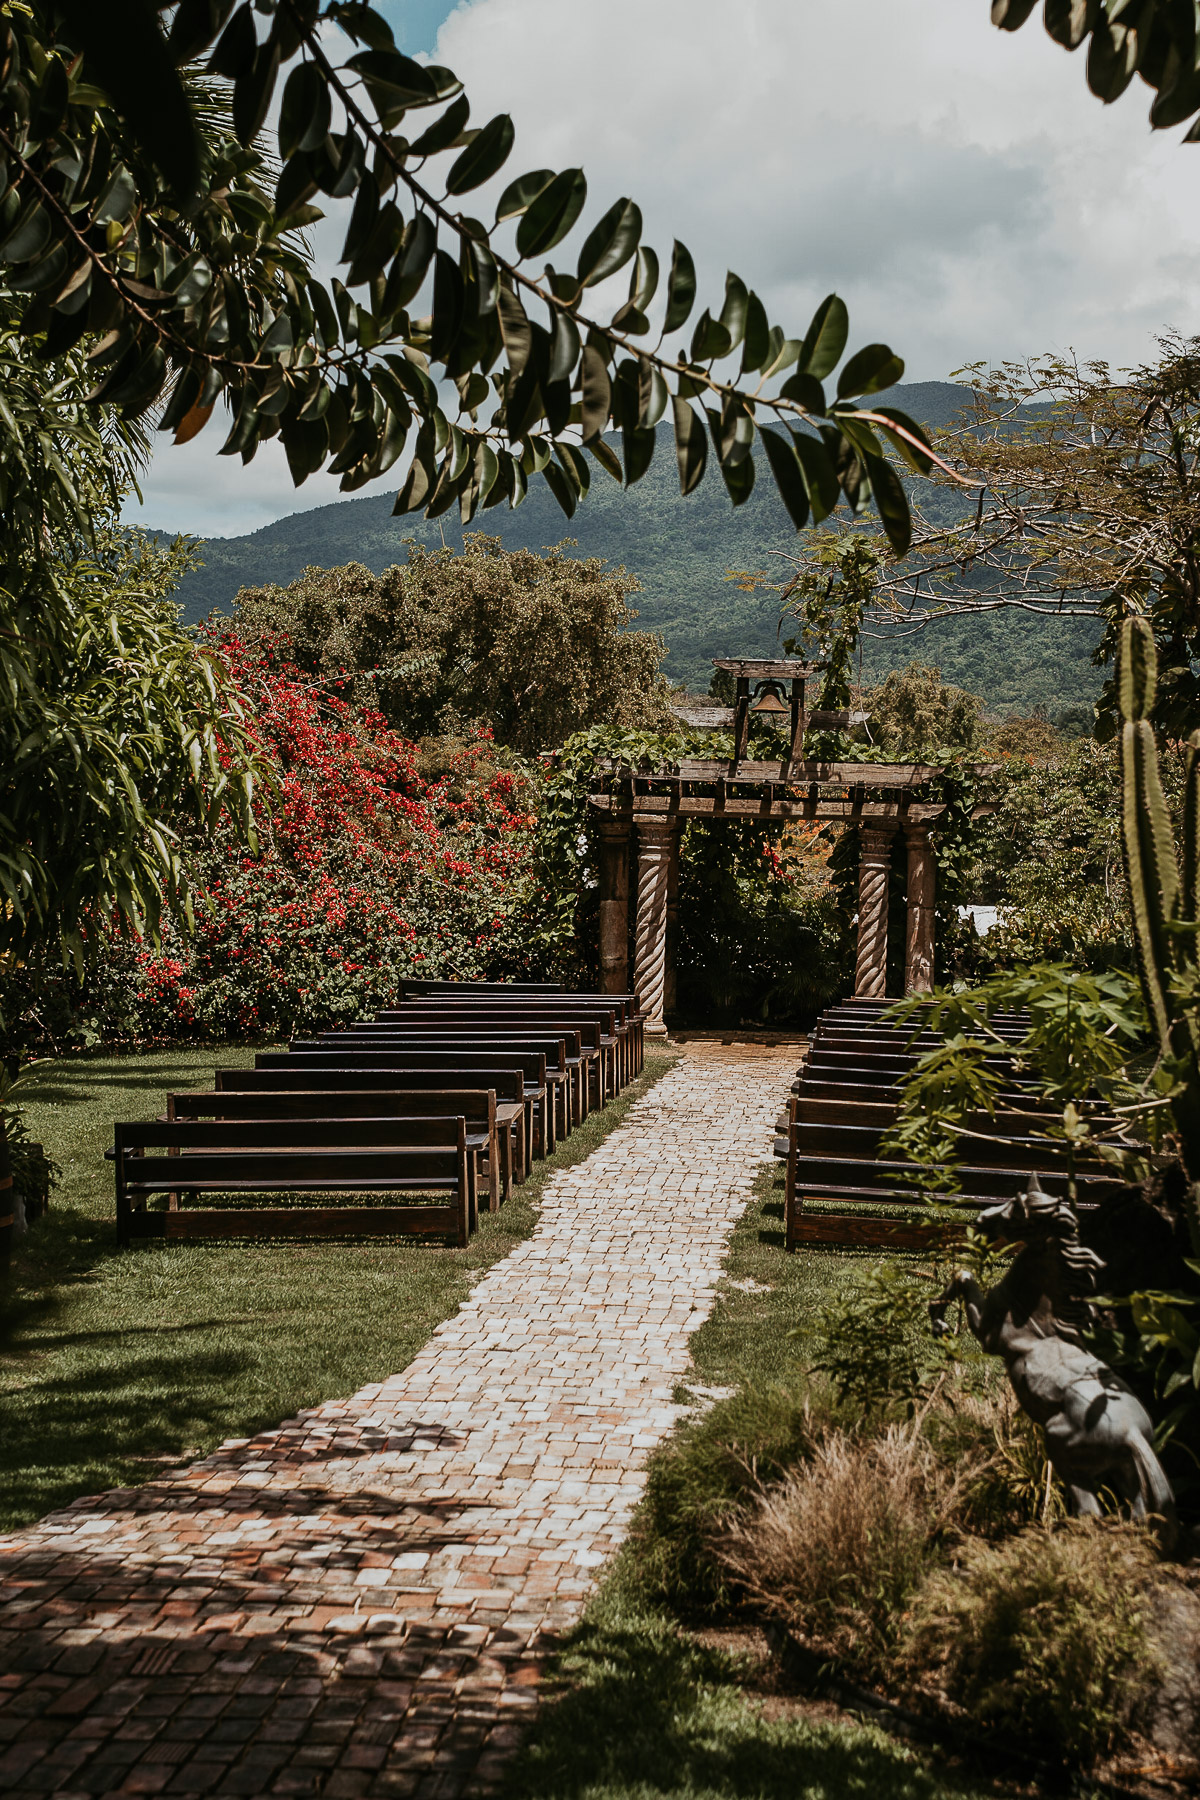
xmin=125 ymin=0 xmax=1200 ymax=538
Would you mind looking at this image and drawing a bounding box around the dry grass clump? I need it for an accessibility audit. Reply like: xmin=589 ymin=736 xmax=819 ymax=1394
xmin=904 ymin=1523 xmax=1161 ymax=1763
xmin=714 ymin=1421 xmax=984 ymax=1671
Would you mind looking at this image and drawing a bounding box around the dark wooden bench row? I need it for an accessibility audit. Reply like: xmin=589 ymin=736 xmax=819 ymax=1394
xmin=115 ymin=1116 xmax=473 ymax=1246
xmin=780 ymin=1001 xmax=1123 ymax=1251
xmin=112 ymin=982 xmax=645 ymax=1246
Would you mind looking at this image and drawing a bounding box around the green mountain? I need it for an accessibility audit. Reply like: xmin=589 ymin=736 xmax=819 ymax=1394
xmin=165 ymin=381 xmax=1101 ymax=721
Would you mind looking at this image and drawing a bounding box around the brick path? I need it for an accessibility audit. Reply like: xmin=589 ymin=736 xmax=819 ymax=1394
xmin=0 ymin=1041 xmax=798 ymax=1800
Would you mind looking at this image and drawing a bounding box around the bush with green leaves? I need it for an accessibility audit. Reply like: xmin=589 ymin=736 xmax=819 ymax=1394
xmin=905 ymin=1525 xmax=1160 ymax=1763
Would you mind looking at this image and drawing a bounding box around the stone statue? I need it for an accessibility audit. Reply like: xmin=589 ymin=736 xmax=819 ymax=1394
xmin=929 ymin=1175 xmax=1175 ymax=1527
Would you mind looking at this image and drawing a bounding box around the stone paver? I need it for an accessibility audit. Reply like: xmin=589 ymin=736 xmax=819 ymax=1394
xmin=0 ymin=1040 xmax=797 ymax=1799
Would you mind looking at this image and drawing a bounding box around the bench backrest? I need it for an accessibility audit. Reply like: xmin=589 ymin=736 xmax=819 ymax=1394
xmin=168 ymin=1088 xmax=494 ymax=1131
xmin=255 ymin=1048 xmax=547 ymax=1083
xmin=303 ymin=1030 xmax=577 ymax=1064
xmin=287 ymin=1037 xmax=565 ymax=1072
xmin=345 ymin=1019 xmax=602 ymax=1051
xmin=380 ymin=1001 xmax=628 ymax=1028
xmin=214 ymin=1067 xmax=523 ymax=1101
xmin=118 ymin=1117 xmax=467 ymax=1152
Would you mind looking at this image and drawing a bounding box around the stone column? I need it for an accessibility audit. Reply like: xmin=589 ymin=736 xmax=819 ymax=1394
xmin=904 ymin=822 xmax=937 ymax=994
xmin=854 ymin=827 xmax=895 ymax=999
xmin=597 ymin=820 xmax=631 ymax=996
xmin=632 ymin=814 xmax=673 ymax=1035
xmin=664 ymin=823 xmax=681 ymax=1017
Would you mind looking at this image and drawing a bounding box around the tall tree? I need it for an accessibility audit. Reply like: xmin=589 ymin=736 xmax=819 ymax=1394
xmin=228 ymin=535 xmax=674 ymax=753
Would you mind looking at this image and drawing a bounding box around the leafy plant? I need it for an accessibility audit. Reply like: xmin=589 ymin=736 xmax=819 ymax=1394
xmin=905 ymin=1524 xmax=1160 ymax=1764
xmin=0 ymin=4 xmax=937 ymax=551
xmin=805 ymin=1262 xmax=966 ymax=1417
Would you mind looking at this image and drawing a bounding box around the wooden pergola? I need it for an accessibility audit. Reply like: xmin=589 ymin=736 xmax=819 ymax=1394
xmin=588 ymin=658 xmax=973 ymax=1034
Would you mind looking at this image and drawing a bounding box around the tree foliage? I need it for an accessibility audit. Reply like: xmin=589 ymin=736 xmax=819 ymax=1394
xmin=0 ymin=3 xmax=938 ymax=551
xmin=994 ymin=1 xmax=1200 ymax=138
xmin=844 ymin=341 xmax=1200 ymax=737
xmin=0 ymin=310 xmax=260 ymax=966
xmin=226 ymin=534 xmax=673 ymax=753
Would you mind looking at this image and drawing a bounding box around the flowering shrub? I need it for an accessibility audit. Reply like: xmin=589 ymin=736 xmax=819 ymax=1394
xmin=103 ymin=629 xmax=544 ymax=1042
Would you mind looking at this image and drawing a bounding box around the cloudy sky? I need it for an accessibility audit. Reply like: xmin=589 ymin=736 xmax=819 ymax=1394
xmin=126 ymin=0 xmax=1200 ymax=539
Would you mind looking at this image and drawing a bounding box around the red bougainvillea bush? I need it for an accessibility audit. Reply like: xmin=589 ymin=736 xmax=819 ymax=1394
xmin=103 ymin=628 xmax=542 ymax=1042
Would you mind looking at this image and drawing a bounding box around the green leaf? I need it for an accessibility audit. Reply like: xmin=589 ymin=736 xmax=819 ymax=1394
xmin=741 ymin=291 xmax=770 ymax=375
xmin=233 ymin=40 xmax=281 ymax=148
xmin=793 ymin=431 xmax=840 ymax=524
xmin=672 ymin=395 xmax=707 ymax=495
xmin=516 ymin=169 xmax=587 ymax=257
xmin=390 ymin=211 xmax=436 ymax=308
xmin=577 ymin=198 xmax=642 ymax=289
xmin=718 ymin=441 xmax=755 ymax=507
xmin=798 ymin=294 xmax=849 ymax=380
xmin=991 ymin=0 xmax=1038 ymax=26
xmin=718 ymin=272 xmax=749 ymax=353
xmin=580 ymin=343 xmax=611 ymax=443
xmin=864 ymin=451 xmax=912 ymax=553
xmin=446 ymin=114 xmax=515 ymax=194
xmin=763 ymin=332 xmax=801 ymax=378
xmin=837 ymin=343 xmax=905 ymax=399
xmin=496 ymin=169 xmax=554 ymax=222
xmin=638 ymin=358 xmax=668 ymax=428
xmin=429 ymin=250 xmax=464 ymax=361
xmin=760 ymin=425 xmax=811 ymax=532
xmin=588 ymin=437 xmax=623 ymax=482
xmin=663 ymin=240 xmax=697 ymax=334
xmin=779 ymin=371 xmax=826 ymax=414
xmin=409 ymin=94 xmax=472 ymax=157
xmin=498 ymin=285 xmax=532 ymax=376
xmin=623 ymin=425 xmax=655 ymax=486
xmin=344 ymin=48 xmax=437 ymax=104
xmin=279 ymin=59 xmax=330 ymax=161
xmin=60 ymin=0 xmax=203 ymax=196
xmin=1086 ymin=20 xmax=1138 ymax=104
xmin=542 ymin=458 xmax=577 ymax=518
xmin=870 ymin=405 xmax=934 ymax=475
xmin=690 ymin=310 xmax=732 ymax=363
xmin=629 ymin=247 xmax=659 ymax=312
xmin=556 ymin=441 xmax=591 ymax=499
xmin=548 ymin=307 xmax=580 ymax=384
xmin=0 ymin=201 xmax=51 ymax=263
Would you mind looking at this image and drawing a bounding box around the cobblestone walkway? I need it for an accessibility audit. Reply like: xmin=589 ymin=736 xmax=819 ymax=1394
xmin=0 ymin=1041 xmax=798 ymax=1800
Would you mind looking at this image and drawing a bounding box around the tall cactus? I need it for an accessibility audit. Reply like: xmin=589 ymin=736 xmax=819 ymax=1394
xmin=1119 ymin=615 xmax=1200 ymax=1255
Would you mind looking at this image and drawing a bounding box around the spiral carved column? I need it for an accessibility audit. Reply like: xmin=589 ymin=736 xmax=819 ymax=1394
xmin=904 ymin=823 xmax=936 ymax=994
xmin=598 ymin=820 xmax=631 ymax=996
xmin=854 ymin=827 xmax=895 ymax=998
xmin=633 ymin=815 xmax=673 ymax=1035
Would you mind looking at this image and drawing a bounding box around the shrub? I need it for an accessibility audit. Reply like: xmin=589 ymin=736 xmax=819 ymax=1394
xmin=626 ymin=1384 xmax=834 ymax=1614
xmin=904 ymin=1525 xmax=1160 ymax=1762
xmin=65 ymin=634 xmax=551 ymax=1044
xmin=714 ymin=1423 xmax=982 ymax=1673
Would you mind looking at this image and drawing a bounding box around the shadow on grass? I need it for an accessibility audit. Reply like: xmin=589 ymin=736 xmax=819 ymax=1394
xmin=503 ymin=1598 xmax=989 ymax=1800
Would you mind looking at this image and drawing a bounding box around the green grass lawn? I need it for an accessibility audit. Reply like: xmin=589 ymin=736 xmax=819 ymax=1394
xmin=0 ymin=1045 xmax=676 ymax=1532
xmin=499 ymin=1165 xmax=1005 ymax=1800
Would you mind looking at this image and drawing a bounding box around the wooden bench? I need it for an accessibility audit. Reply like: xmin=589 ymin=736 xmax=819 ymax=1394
xmin=391 ymin=987 xmax=646 ymax=1080
xmin=114 ymin=1116 xmax=472 ymax=1246
xmin=379 ymin=1000 xmax=634 ymax=1092
xmin=166 ymin=1088 xmax=501 ymax=1211
xmin=212 ymin=1067 xmax=528 ymax=1195
xmin=308 ymin=1030 xmax=582 ymax=1134
xmin=254 ymin=1048 xmax=551 ymax=1160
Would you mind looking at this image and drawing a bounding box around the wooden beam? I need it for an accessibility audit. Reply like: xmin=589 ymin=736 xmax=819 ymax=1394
xmin=712 ymin=658 xmax=820 ymax=679
xmin=587 ymin=793 xmax=948 ymax=823
xmin=670 ymin=758 xmax=944 ymax=785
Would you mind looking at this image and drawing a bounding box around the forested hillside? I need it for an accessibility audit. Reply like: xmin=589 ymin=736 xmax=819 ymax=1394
xmin=164 ymin=382 xmax=1101 ymax=720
